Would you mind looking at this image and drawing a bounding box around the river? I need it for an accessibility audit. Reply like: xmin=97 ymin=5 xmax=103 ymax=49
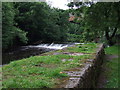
xmin=2 ymin=43 xmax=76 ymax=65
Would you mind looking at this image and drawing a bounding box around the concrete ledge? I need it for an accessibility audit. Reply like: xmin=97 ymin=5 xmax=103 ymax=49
xmin=63 ymin=44 xmax=105 ymax=88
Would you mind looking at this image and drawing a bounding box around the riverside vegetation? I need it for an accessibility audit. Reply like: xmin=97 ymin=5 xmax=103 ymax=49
xmin=2 ymin=43 xmax=97 ymax=88
xmin=2 ymin=2 xmax=120 ymax=52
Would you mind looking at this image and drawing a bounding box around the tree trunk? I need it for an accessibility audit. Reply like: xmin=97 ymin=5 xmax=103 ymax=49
xmin=105 ymin=27 xmax=118 ymax=46
xmin=108 ymin=39 xmax=114 ymax=46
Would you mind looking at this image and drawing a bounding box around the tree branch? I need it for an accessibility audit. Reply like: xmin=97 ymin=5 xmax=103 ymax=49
xmin=105 ymin=30 xmax=110 ymax=40
xmin=69 ymin=21 xmax=80 ymax=24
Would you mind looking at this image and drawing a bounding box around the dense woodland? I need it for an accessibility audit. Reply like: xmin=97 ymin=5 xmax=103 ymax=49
xmin=2 ymin=2 xmax=120 ymax=51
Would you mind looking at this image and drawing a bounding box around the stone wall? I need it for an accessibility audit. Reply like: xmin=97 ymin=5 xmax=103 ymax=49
xmin=64 ymin=44 xmax=105 ymax=88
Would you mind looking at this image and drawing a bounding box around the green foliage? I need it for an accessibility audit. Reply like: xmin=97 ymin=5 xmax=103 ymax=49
xmin=14 ymin=2 xmax=69 ymax=43
xmin=67 ymin=33 xmax=81 ymax=42
xmin=2 ymin=2 xmax=27 ymax=50
xmin=2 ymin=43 xmax=97 ymax=88
xmin=84 ymin=2 xmax=120 ymax=36
xmin=68 ymin=2 xmax=120 ymax=45
xmin=2 ymin=2 xmax=73 ymax=50
xmin=3 ymin=1 xmax=120 ymax=51
xmin=66 ymin=22 xmax=87 ymax=42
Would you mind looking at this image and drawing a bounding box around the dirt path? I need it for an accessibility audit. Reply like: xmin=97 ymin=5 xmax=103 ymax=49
xmin=96 ymin=54 xmax=118 ymax=88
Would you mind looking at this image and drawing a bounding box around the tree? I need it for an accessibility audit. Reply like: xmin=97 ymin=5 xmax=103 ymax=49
xmin=84 ymin=2 xmax=120 ymax=45
xmin=14 ymin=2 xmax=69 ymax=43
xmin=67 ymin=2 xmax=120 ymax=45
xmin=2 ymin=2 xmax=27 ymax=51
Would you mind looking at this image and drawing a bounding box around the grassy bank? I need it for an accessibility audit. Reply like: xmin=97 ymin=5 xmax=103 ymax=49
xmin=104 ymin=45 xmax=119 ymax=88
xmin=2 ymin=43 xmax=98 ymax=88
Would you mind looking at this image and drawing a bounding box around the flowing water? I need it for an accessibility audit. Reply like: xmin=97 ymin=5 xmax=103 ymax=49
xmin=2 ymin=43 xmax=75 ymax=65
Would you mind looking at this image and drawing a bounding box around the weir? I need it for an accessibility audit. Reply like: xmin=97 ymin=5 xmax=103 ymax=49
xmin=2 ymin=43 xmax=76 ymax=64
xmin=26 ymin=43 xmax=72 ymax=49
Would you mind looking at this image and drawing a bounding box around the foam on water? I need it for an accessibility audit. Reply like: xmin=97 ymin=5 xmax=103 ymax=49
xmin=27 ymin=43 xmax=69 ymax=49
xmin=26 ymin=43 xmax=86 ymax=50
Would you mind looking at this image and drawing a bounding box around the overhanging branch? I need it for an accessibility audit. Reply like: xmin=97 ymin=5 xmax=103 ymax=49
xmin=69 ymin=21 xmax=80 ymax=24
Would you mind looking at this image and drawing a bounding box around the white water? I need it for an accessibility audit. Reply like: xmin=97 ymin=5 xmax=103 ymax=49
xmin=2 ymin=43 xmax=85 ymax=66
xmin=26 ymin=43 xmax=73 ymax=50
xmin=74 ymin=43 xmax=85 ymax=45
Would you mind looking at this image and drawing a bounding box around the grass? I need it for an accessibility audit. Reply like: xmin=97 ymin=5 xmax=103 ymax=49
xmin=2 ymin=43 xmax=98 ymax=88
xmin=104 ymin=45 xmax=119 ymax=88
xmin=105 ymin=45 xmax=119 ymax=55
xmin=0 ymin=67 xmax=2 ymax=89
xmin=66 ymin=43 xmax=97 ymax=53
